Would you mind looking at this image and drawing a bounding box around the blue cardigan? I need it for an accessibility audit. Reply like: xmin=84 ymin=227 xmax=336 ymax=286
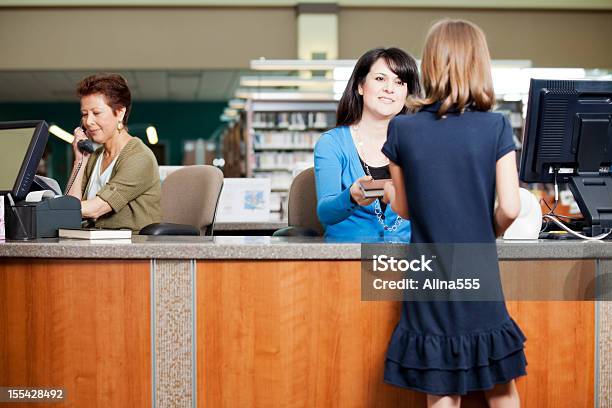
xmin=314 ymin=126 xmax=411 ymax=242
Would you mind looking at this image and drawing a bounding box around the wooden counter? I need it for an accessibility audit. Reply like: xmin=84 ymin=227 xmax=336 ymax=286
xmin=0 ymin=238 xmax=608 ymax=407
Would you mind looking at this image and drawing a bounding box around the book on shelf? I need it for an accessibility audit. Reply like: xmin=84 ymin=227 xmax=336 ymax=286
xmin=58 ymin=228 xmax=133 ymax=240
xmin=252 ymin=112 xmax=331 ymax=130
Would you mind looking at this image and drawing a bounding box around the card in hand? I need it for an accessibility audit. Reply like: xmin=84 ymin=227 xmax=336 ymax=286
xmin=359 ymin=178 xmax=392 ymax=198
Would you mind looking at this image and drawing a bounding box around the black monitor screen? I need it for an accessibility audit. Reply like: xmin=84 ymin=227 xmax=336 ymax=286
xmin=0 ymin=121 xmax=49 ymax=200
xmin=519 ymin=79 xmax=612 ymax=184
xmin=0 ymin=127 xmax=37 ymax=190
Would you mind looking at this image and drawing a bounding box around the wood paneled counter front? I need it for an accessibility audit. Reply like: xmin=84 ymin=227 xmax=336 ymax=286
xmin=1 ymin=237 xmax=610 ymax=407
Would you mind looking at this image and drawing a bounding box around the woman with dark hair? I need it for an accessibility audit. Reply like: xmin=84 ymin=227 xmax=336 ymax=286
xmin=66 ymin=73 xmax=161 ymax=231
xmin=314 ymin=47 xmax=420 ymax=241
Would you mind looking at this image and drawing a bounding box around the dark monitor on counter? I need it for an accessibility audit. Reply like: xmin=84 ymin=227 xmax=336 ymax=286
xmin=520 ymin=79 xmax=612 ymax=183
xmin=519 ymin=79 xmax=612 ymax=235
xmin=0 ymin=120 xmax=49 ymax=200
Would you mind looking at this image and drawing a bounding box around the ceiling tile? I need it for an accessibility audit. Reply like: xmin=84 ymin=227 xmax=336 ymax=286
xmin=168 ymin=72 xmax=200 ymax=101
xmin=134 ymin=71 xmax=168 ymax=100
xmin=198 ymin=70 xmax=234 ymax=100
xmin=0 ymin=69 xmax=248 ymax=102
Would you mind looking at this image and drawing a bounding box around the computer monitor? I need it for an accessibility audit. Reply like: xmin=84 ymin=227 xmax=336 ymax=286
xmin=519 ymin=79 xmax=612 ymax=235
xmin=0 ymin=120 xmax=49 ymax=200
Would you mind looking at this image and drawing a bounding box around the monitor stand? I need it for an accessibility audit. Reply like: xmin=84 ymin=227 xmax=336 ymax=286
xmin=569 ymin=173 xmax=612 ymax=237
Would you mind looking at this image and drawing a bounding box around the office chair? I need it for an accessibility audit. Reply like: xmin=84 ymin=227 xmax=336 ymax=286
xmin=273 ymin=167 xmax=324 ymax=237
xmin=140 ymin=165 xmax=224 ymax=236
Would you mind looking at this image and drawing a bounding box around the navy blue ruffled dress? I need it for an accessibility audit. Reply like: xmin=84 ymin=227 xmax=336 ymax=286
xmin=381 ymin=103 xmax=527 ymax=396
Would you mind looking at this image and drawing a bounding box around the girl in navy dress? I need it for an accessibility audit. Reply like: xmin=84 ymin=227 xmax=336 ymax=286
xmin=382 ymin=20 xmax=527 ymax=407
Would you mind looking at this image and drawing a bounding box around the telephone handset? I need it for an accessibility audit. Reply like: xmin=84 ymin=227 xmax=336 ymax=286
xmin=76 ymin=127 xmax=95 ymax=153
xmin=64 ymin=128 xmax=95 ymax=194
xmin=77 ymin=138 xmax=95 ymax=154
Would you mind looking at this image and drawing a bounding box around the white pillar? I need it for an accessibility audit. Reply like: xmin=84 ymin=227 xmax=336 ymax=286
xmin=296 ymin=3 xmax=339 ymax=61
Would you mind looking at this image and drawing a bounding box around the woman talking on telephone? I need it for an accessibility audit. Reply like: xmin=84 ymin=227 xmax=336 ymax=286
xmin=66 ymin=73 xmax=161 ymax=231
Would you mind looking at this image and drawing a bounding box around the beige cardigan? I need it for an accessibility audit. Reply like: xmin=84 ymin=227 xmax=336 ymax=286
xmin=82 ymin=137 xmax=161 ymax=231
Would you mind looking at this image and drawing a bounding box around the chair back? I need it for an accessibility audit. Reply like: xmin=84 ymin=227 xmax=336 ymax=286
xmin=161 ymin=165 xmax=223 ymax=235
xmin=287 ymin=167 xmax=324 ymax=236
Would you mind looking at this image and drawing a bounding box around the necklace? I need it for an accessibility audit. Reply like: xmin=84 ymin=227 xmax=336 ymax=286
xmin=352 ymin=125 xmax=403 ymax=233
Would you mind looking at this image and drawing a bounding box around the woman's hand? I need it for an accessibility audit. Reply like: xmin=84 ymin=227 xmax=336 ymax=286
xmin=66 ymin=127 xmax=91 ymax=199
xmin=72 ymin=127 xmax=90 ymax=162
xmin=81 ymin=196 xmax=113 ymax=219
xmin=350 ymin=175 xmax=377 ymax=206
xmin=382 ymin=181 xmax=395 ymax=205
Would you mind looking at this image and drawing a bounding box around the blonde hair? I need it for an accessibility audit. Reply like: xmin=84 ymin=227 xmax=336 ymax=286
xmin=408 ymin=19 xmax=495 ymax=117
